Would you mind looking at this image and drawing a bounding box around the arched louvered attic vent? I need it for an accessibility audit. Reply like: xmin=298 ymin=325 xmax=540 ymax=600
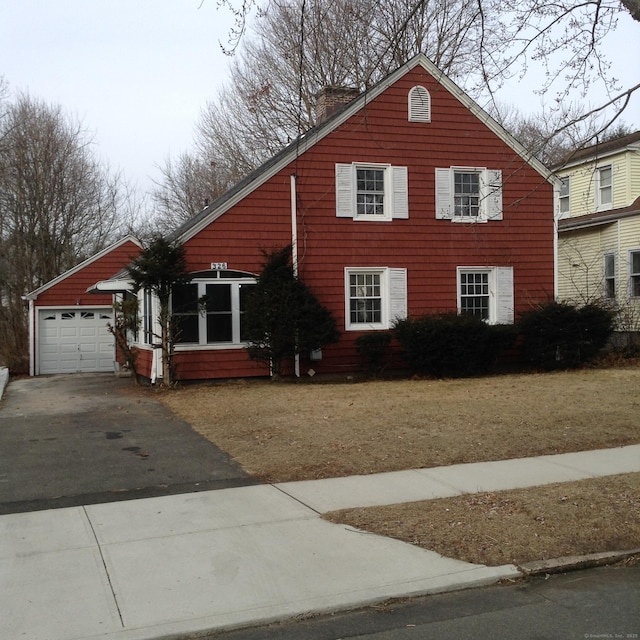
xmin=408 ymin=86 xmax=431 ymax=123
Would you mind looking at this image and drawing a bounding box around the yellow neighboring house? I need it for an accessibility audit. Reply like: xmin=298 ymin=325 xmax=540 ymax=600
xmin=555 ymin=131 xmax=640 ymax=337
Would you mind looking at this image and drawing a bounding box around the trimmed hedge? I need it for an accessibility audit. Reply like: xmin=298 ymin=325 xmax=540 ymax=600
xmin=392 ymin=313 xmax=515 ymax=378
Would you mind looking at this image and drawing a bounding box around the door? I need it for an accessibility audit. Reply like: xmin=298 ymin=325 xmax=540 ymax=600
xmin=38 ymin=308 xmax=115 ymax=374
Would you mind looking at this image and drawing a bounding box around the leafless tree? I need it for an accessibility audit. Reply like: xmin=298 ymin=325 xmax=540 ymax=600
xmin=0 ymin=93 xmax=128 ymax=371
xmin=151 ymin=151 xmax=236 ymax=234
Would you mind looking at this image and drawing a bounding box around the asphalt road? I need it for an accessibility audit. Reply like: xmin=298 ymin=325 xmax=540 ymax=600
xmin=201 ymin=564 xmax=640 ymax=640
xmin=0 ymin=373 xmax=255 ymax=513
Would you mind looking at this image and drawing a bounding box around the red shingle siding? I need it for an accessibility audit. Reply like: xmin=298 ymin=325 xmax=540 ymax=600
xmin=34 ymin=240 xmax=141 ymax=307
xmin=171 ymin=63 xmax=554 ymax=380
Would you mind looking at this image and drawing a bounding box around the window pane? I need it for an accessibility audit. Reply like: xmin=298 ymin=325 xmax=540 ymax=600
xmin=175 ymin=315 xmax=199 ymax=343
xmin=454 ymin=172 xmax=480 ymax=217
xmin=239 ymin=284 xmax=256 ymax=341
xmin=356 ymin=168 xmax=385 ymax=215
xmin=207 ymin=314 xmax=233 ymax=342
xmin=460 ymin=272 xmax=489 ymax=320
xmin=205 ymin=284 xmax=231 ymax=312
xmin=349 ymin=272 xmax=382 ymax=323
xmin=172 ymin=284 xmax=198 ymax=313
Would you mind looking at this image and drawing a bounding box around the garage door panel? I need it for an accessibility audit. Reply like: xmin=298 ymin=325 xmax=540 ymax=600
xmin=38 ymin=308 xmax=115 ymax=375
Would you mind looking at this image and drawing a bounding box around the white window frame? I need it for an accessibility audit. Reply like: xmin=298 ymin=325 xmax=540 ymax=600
xmin=456 ymin=266 xmax=514 ymax=325
xmin=603 ymin=253 xmax=616 ymax=300
xmin=336 ymin=163 xmax=408 ymax=221
xmin=559 ymin=176 xmax=570 ymax=216
xmin=408 ymin=86 xmax=431 ymax=123
xmin=170 ymin=275 xmax=257 ymax=350
xmin=344 ymin=267 xmax=407 ymax=331
xmin=629 ymin=249 xmax=640 ymax=298
xmin=595 ymin=165 xmax=613 ymax=211
xmin=435 ymin=167 xmax=503 ymax=222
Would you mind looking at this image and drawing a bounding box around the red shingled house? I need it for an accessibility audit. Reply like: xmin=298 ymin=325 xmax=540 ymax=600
xmin=122 ymin=53 xmax=558 ymax=382
xmin=26 ymin=53 xmax=555 ymax=382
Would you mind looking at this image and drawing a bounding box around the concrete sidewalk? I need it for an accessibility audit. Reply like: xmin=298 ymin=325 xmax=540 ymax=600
xmin=2 ymin=444 xmax=639 ymax=640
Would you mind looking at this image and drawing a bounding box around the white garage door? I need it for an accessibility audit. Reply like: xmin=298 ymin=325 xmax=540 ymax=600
xmin=38 ymin=309 xmax=115 ymax=374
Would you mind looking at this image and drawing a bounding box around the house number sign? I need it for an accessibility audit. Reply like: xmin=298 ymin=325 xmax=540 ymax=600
xmin=211 ymin=262 xmax=228 ymax=270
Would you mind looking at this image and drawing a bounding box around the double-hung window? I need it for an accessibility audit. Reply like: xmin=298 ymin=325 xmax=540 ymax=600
xmin=345 ymin=267 xmax=407 ymax=331
xmin=457 ymin=267 xmax=514 ymax=324
xmin=171 ymin=271 xmax=256 ymax=346
xmin=356 ymin=168 xmax=385 ymax=216
xmin=454 ymin=171 xmax=481 ymax=218
xmin=336 ymin=163 xmax=408 ymax=220
xmin=596 ymin=165 xmax=613 ymax=210
xmin=604 ymin=253 xmax=616 ymax=299
xmin=630 ymin=251 xmax=640 ymax=298
xmin=436 ymin=167 xmax=502 ymax=221
xmin=559 ymin=177 xmax=570 ymax=216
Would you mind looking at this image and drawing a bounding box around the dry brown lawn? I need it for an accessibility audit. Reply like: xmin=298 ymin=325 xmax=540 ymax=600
xmin=157 ymin=366 xmax=640 ymax=483
xmin=155 ymin=366 xmax=640 ymax=566
xmin=324 ymin=473 xmax=640 ymax=567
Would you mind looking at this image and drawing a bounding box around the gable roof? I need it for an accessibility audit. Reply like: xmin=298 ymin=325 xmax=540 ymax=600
xmin=173 ymin=53 xmax=557 ymax=245
xmin=24 ymin=235 xmax=142 ymax=301
xmin=554 ymin=131 xmax=640 ymax=170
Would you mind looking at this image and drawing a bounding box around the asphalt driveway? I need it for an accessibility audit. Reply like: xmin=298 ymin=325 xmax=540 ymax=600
xmin=0 ymin=374 xmax=255 ymax=514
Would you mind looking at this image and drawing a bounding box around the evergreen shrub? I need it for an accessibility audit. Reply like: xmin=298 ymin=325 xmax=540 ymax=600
xmin=517 ymin=301 xmax=614 ymax=370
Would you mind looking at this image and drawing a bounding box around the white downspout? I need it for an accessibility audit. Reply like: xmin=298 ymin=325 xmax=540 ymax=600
xmin=291 ymin=174 xmax=300 ymax=377
xmin=553 ymin=179 xmax=560 ymax=301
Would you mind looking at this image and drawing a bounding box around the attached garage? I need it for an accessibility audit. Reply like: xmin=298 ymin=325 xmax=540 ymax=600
xmin=24 ymin=236 xmax=142 ymax=376
xmin=38 ymin=308 xmax=115 ymax=374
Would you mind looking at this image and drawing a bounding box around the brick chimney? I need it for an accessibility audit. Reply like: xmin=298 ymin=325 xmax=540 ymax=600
xmin=314 ymin=86 xmax=360 ymax=124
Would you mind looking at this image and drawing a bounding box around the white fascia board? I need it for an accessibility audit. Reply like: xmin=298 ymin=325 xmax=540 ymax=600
xmin=177 ymin=55 xmax=558 ymax=244
xmin=24 ymin=235 xmax=142 ymax=301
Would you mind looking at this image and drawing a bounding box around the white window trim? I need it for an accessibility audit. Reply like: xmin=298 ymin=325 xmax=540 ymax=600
xmin=344 ymin=267 xmax=407 ymax=331
xmin=435 ymin=167 xmax=503 ymax=222
xmin=595 ymin=164 xmax=613 ymax=212
xmin=336 ymin=163 xmax=409 ymax=221
xmin=456 ymin=266 xmax=514 ymax=325
xmin=408 ymin=86 xmax=431 ymax=123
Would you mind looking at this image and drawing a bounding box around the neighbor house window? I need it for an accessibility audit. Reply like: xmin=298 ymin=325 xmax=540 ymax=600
xmin=336 ymin=163 xmax=408 ymax=220
xmin=559 ymin=176 xmax=570 ymax=215
xmin=171 ymin=272 xmax=256 ymax=346
xmin=345 ymin=267 xmax=407 ymax=330
xmin=604 ymin=253 xmax=616 ymax=299
xmin=630 ymin=251 xmax=640 ymax=298
xmin=457 ymin=267 xmax=514 ymax=324
xmin=596 ymin=165 xmax=613 ymax=210
xmin=435 ymin=167 xmax=502 ymax=221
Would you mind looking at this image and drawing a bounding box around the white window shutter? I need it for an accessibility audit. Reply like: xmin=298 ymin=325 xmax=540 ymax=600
xmin=389 ymin=268 xmax=407 ymax=324
xmin=408 ymin=86 xmax=431 ymax=123
xmin=495 ymin=267 xmax=514 ymax=324
xmin=435 ymin=168 xmax=452 ymax=219
xmin=336 ymin=163 xmax=354 ymax=217
xmin=391 ymin=166 xmax=409 ymax=219
xmin=483 ymin=169 xmax=503 ymax=220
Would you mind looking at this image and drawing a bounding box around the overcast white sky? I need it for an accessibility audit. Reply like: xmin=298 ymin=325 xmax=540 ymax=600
xmin=1 ymin=1 xmax=639 ymax=197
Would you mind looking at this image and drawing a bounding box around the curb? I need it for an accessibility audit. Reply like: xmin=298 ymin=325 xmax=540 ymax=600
xmin=0 ymin=367 xmax=8 ymax=401
xmin=518 ymin=548 xmax=640 ymax=576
